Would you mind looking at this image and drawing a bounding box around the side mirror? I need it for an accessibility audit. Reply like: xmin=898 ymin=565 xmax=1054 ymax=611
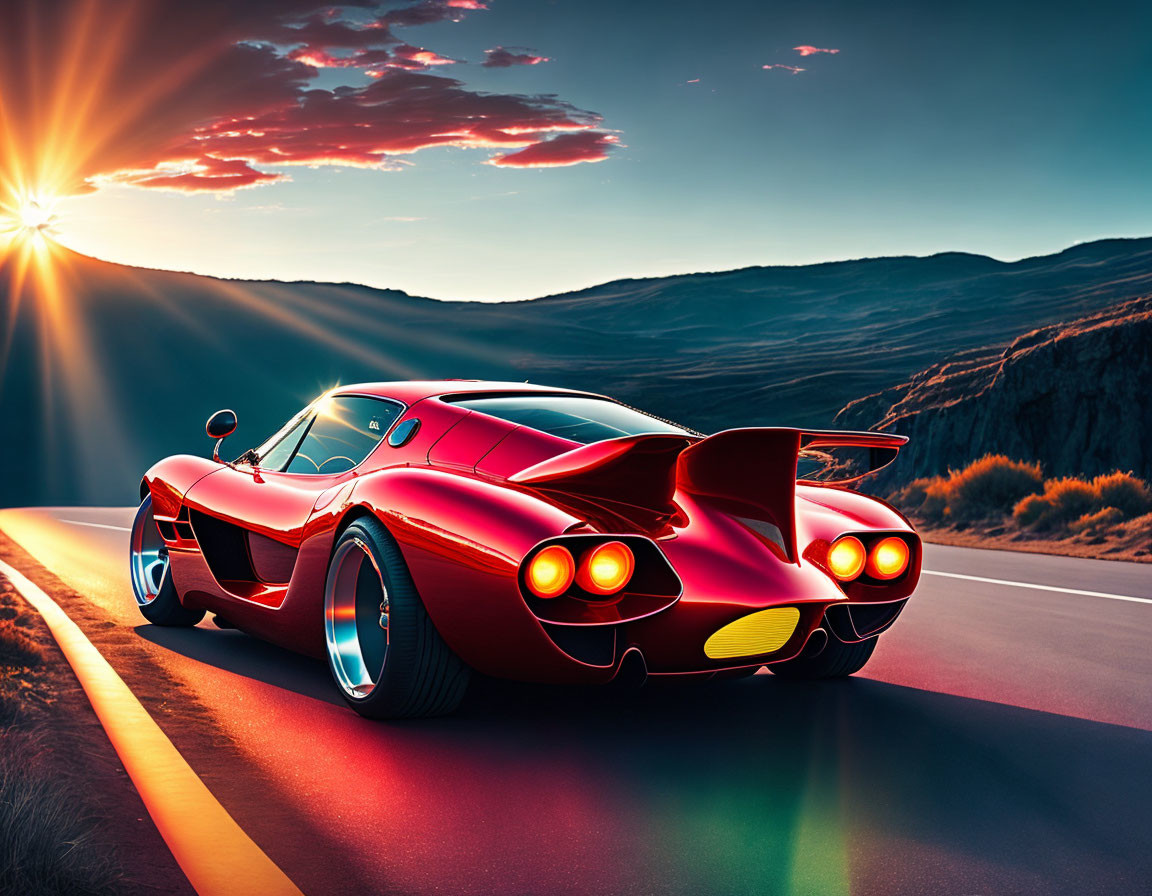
xmin=206 ymin=409 xmax=237 ymax=462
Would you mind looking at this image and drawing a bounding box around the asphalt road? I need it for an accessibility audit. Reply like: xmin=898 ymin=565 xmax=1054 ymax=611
xmin=2 ymin=506 xmax=1150 ymax=896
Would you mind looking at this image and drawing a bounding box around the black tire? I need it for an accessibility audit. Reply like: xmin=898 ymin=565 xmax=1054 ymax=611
xmin=129 ymin=497 xmax=205 ymax=627
xmin=767 ymin=630 xmax=877 ymax=679
xmin=324 ymin=517 xmax=470 ymax=719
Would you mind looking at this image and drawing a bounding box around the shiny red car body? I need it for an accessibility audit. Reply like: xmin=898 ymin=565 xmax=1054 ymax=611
xmin=136 ymin=381 xmax=920 ymax=710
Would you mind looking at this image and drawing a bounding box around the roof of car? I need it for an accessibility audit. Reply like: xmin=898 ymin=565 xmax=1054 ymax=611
xmin=331 ymin=380 xmax=603 ymax=405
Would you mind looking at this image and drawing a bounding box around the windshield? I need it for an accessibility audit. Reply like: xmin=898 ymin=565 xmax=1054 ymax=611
xmin=448 ymin=395 xmax=693 ymax=445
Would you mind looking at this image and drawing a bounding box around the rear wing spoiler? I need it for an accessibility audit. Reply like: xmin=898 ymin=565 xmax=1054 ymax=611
xmin=510 ymin=427 xmax=907 ymax=560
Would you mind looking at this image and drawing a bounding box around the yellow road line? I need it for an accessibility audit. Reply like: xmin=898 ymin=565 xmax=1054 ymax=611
xmin=0 ymin=559 xmax=305 ymax=896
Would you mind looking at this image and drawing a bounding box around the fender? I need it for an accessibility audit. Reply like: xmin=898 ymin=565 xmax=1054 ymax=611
xmin=143 ymin=454 xmax=221 ymax=518
xmin=347 ymin=466 xmax=590 ymax=677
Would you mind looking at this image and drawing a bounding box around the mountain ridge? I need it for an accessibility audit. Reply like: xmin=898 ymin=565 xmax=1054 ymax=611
xmin=53 ymin=235 xmax=1152 ymax=304
xmin=3 ymin=235 xmax=1152 ymax=505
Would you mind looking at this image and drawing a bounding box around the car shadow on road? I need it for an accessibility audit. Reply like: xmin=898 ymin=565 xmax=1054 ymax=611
xmin=135 ymin=622 xmax=342 ymax=705
xmin=135 ymin=621 xmax=1152 ymax=895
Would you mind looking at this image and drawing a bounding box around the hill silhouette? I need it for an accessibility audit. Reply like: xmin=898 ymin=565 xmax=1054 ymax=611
xmin=2 ymin=236 xmax=1151 ymax=505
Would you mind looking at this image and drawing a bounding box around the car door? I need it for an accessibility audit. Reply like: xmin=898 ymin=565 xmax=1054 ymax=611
xmin=184 ymin=393 xmax=404 ymax=550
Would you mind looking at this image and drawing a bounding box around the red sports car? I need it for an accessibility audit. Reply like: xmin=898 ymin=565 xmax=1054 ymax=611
xmin=130 ymin=381 xmax=920 ymax=718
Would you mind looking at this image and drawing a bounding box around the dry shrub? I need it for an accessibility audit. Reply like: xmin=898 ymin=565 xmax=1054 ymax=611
xmin=1014 ymin=477 xmax=1102 ymax=531
xmin=893 ymin=456 xmax=1044 ymax=523
xmin=919 ymin=478 xmax=952 ymax=523
xmin=1092 ymin=471 xmax=1152 ymax=518
xmin=1069 ymin=506 xmax=1125 ymax=534
xmin=943 ymin=455 xmax=1044 ymax=522
xmin=0 ymin=615 xmax=44 ymax=668
xmin=894 ymin=456 xmax=1152 ymax=538
xmin=894 ymin=478 xmax=933 ymax=508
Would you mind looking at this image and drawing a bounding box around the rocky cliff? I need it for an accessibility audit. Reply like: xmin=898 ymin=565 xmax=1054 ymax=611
xmin=836 ymin=297 xmax=1152 ymax=486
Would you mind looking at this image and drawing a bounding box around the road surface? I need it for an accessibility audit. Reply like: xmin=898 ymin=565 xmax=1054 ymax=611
xmin=1 ymin=506 xmax=1150 ymax=896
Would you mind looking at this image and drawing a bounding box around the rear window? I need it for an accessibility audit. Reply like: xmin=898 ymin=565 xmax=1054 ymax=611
xmin=448 ymin=395 xmax=691 ymax=445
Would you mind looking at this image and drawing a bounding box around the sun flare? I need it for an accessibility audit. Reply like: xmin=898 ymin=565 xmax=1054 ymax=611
xmin=2 ymin=192 xmax=63 ymax=246
xmin=18 ymin=199 xmax=56 ymax=232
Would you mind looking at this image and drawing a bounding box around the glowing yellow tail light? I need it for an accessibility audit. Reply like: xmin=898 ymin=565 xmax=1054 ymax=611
xmin=576 ymin=541 xmax=635 ymax=595
xmin=827 ymin=535 xmax=866 ymax=581
xmin=704 ymin=607 xmax=800 ymax=659
xmin=866 ymin=536 xmax=910 ymax=580
xmin=526 ymin=545 xmax=575 ymax=598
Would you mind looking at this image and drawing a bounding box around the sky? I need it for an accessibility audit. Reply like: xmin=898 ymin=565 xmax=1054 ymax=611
xmin=2 ymin=0 xmax=1150 ymax=300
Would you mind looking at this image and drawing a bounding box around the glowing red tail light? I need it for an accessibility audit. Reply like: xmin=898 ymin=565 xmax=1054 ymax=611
xmin=866 ymin=536 xmax=910 ymax=580
xmin=525 ymin=545 xmax=575 ymax=598
xmin=575 ymin=541 xmax=635 ymax=596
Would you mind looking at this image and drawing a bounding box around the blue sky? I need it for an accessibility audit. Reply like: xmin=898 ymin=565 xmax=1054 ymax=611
xmin=36 ymin=0 xmax=1152 ymax=299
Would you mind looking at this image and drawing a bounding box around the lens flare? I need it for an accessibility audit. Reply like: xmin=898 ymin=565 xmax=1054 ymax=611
xmin=19 ymin=200 xmax=54 ymax=232
xmin=827 ymin=536 xmax=866 ymax=581
xmin=526 ymin=545 xmax=575 ymax=598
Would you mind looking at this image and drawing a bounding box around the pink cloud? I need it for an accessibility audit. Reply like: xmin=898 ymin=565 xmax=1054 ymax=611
xmin=387 ymin=44 xmax=459 ymax=68
xmin=102 ymin=69 xmax=616 ymax=191
xmin=483 ymin=46 xmax=550 ymax=68
xmin=793 ymin=45 xmax=839 ymax=56
xmin=108 ymin=157 xmax=286 ymax=192
xmin=0 ymin=0 xmax=616 ymax=198
xmin=762 ymin=64 xmax=805 ymax=75
xmin=487 ymin=132 xmax=619 ymax=168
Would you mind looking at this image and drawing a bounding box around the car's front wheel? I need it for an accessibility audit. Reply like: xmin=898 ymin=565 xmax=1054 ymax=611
xmin=129 ymin=495 xmax=205 ymax=627
xmin=767 ymin=629 xmax=877 ymax=679
xmin=324 ymin=517 xmax=470 ymax=719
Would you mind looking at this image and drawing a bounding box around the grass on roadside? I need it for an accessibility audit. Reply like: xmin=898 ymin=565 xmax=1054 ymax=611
xmin=0 ymin=578 xmax=124 ymax=896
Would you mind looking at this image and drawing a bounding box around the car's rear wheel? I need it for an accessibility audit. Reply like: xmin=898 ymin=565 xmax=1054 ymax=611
xmin=129 ymin=495 xmax=205 ymax=627
xmin=767 ymin=629 xmax=877 ymax=679
xmin=324 ymin=517 xmax=470 ymax=719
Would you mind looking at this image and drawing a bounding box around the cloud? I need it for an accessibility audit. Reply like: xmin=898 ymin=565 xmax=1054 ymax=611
xmin=104 ymin=70 xmax=613 ymax=191
xmin=0 ymin=0 xmax=614 ymax=200
xmin=483 ymin=47 xmax=550 ymax=68
xmin=382 ymin=44 xmax=460 ymax=70
xmin=488 ymin=132 xmax=619 ymax=168
xmin=382 ymin=0 xmax=487 ymax=28
xmin=793 ymin=45 xmax=839 ymax=56
xmin=105 ymin=157 xmax=287 ymax=192
xmin=762 ymin=64 xmax=806 ymax=75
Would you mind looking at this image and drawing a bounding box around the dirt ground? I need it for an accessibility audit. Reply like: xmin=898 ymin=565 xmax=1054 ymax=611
xmin=917 ymin=513 xmax=1152 ymax=563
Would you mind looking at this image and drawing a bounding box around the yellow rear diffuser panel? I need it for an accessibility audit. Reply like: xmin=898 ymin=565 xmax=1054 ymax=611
xmin=704 ymin=607 xmax=801 ymax=659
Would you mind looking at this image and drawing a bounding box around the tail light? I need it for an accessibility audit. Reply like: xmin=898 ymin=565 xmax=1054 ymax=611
xmin=866 ymin=536 xmax=910 ymax=580
xmin=575 ymin=541 xmax=635 ymax=596
xmin=827 ymin=535 xmax=866 ymax=581
xmin=525 ymin=545 xmax=575 ymax=598
xmin=520 ymin=536 xmax=681 ymax=626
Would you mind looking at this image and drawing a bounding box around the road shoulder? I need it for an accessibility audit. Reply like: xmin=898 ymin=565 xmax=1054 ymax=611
xmin=0 ymin=532 xmax=195 ymax=896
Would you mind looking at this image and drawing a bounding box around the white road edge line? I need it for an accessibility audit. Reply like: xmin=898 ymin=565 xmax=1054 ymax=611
xmin=922 ymin=569 xmax=1152 ymax=605
xmin=0 ymin=558 xmax=305 ymax=896
xmin=59 ymin=519 xmax=132 ymax=532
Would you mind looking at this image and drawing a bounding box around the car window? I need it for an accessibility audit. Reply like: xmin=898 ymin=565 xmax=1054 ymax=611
xmin=283 ymin=395 xmax=402 ymax=474
xmin=254 ymin=411 xmax=312 ymax=472
xmin=447 ymin=395 xmax=691 ymax=445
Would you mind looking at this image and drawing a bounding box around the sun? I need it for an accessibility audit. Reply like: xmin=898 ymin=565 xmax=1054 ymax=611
xmin=18 ymin=199 xmax=56 ymax=232
xmin=3 ymin=193 xmax=62 ymax=244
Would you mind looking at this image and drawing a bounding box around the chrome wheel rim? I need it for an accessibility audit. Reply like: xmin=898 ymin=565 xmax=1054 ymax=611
xmin=130 ymin=496 xmax=168 ymax=606
xmin=325 ymin=537 xmax=389 ymax=699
